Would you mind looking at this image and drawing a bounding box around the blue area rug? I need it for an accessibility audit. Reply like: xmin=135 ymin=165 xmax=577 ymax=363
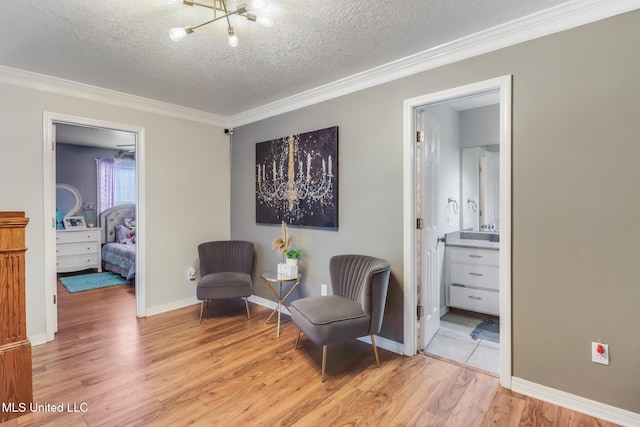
xmin=471 ymin=319 xmax=500 ymax=343
xmin=60 ymin=272 xmax=129 ymax=293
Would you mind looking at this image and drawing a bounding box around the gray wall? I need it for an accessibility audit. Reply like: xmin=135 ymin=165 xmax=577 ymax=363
xmin=230 ymin=11 xmax=640 ymax=412
xmin=0 ymin=84 xmax=231 ymax=341
xmin=460 ymin=104 xmax=499 ymax=148
xmin=230 ymin=103 xmax=405 ymax=341
xmin=56 ymin=143 xmax=121 ymax=213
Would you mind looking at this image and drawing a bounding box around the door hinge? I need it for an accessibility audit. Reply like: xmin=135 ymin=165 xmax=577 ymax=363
xmin=417 ymin=218 xmax=424 ymax=230
xmin=53 ymin=294 xmax=57 ymax=304
xmin=417 ymin=305 xmax=424 ymax=320
xmin=51 ymin=141 xmax=55 ymax=151
xmin=416 ymin=131 xmax=425 ymax=143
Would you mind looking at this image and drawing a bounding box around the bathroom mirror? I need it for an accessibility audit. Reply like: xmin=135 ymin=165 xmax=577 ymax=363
xmin=56 ymin=183 xmax=82 ymax=217
xmin=460 ymin=145 xmax=500 ymax=232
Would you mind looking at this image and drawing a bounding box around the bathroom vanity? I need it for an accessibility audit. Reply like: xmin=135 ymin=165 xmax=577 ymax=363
xmin=446 ymin=233 xmax=499 ymax=315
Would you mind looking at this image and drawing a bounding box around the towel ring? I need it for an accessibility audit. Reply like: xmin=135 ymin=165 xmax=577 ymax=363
xmin=447 ymin=198 xmax=458 ymax=214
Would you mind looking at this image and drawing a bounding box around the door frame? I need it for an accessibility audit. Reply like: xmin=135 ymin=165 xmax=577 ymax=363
xmin=43 ymin=112 xmax=147 ymax=342
xmin=402 ymin=75 xmax=512 ymax=388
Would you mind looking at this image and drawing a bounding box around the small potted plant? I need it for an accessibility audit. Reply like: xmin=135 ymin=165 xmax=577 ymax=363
xmin=284 ymin=249 xmax=301 ymax=266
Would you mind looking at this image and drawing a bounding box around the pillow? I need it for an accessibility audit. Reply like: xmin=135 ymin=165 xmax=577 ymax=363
xmin=115 ymin=224 xmax=135 ymax=245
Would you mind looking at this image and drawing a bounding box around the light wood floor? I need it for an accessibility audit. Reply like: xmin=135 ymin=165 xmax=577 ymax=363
xmin=2 ymin=281 xmax=618 ymax=426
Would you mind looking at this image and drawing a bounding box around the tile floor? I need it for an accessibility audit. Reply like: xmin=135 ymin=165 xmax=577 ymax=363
xmin=424 ymin=310 xmax=500 ymax=374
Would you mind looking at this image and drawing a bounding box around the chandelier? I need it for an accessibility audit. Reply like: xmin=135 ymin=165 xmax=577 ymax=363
xmin=169 ymin=0 xmax=273 ymax=47
xmin=257 ymin=136 xmax=334 ymax=212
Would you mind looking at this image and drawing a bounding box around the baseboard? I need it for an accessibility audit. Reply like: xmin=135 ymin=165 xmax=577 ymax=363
xmin=247 ymin=294 xmax=290 ymax=316
xmin=146 ymin=296 xmax=199 ymax=317
xmin=247 ymin=294 xmax=404 ymax=355
xmin=357 ymin=335 xmax=404 ymax=355
xmin=28 ymin=333 xmax=48 ymax=347
xmin=511 ymin=377 xmax=640 ymax=427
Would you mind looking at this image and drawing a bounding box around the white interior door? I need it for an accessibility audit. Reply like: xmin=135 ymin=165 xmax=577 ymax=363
xmin=51 ymin=123 xmax=58 ymax=334
xmin=418 ymin=110 xmax=441 ymax=349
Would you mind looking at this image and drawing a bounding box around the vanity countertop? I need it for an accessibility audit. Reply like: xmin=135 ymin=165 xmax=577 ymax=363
xmin=446 ymin=238 xmax=499 ymax=250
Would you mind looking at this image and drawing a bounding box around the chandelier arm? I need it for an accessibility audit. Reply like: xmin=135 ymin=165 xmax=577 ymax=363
xmin=191 ymin=14 xmax=234 ymax=31
xmin=220 ymin=0 xmax=234 ymax=29
xmin=183 ymin=0 xmax=225 ymax=13
xmin=185 ymin=0 xmax=246 ymax=31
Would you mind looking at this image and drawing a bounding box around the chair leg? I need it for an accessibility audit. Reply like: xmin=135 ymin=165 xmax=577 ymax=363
xmin=371 ymin=335 xmax=381 ymax=367
xmin=199 ymin=301 xmax=204 ymax=323
xmin=244 ymin=298 xmax=251 ymax=320
xmin=321 ymin=345 xmax=327 ymax=383
xmin=294 ymin=329 xmax=301 ymax=349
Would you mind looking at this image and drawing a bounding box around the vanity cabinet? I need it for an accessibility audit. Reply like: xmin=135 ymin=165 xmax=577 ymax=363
xmin=447 ymin=246 xmax=499 ymax=315
xmin=56 ymin=228 xmax=102 ymax=272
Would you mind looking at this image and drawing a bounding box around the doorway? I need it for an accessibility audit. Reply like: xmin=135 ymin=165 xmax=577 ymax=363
xmin=43 ymin=112 xmax=147 ymax=342
xmin=402 ymin=76 xmax=512 ymax=388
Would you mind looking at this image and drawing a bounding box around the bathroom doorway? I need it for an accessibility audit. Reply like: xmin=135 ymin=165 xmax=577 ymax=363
xmin=402 ymin=75 xmax=512 ymax=388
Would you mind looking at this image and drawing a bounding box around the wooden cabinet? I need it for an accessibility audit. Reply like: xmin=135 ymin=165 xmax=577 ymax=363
xmin=447 ymin=246 xmax=499 ymax=316
xmin=56 ymin=228 xmax=102 ymax=272
xmin=0 ymin=212 xmax=32 ymax=422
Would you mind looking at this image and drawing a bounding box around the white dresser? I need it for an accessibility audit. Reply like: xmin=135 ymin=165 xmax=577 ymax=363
xmin=447 ymin=246 xmax=499 ymax=315
xmin=56 ymin=228 xmax=102 ymax=273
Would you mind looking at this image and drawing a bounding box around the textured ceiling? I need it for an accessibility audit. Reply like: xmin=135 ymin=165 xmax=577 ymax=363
xmin=0 ymin=0 xmax=572 ymax=117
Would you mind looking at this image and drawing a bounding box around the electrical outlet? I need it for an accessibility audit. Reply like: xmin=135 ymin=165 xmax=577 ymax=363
xmin=187 ymin=267 xmax=196 ymax=281
xmin=591 ymin=342 xmax=609 ymax=365
xmin=320 ymin=284 xmax=328 ymax=296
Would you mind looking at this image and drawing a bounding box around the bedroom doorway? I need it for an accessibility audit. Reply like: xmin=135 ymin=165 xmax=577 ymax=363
xmin=43 ymin=112 xmax=146 ymax=342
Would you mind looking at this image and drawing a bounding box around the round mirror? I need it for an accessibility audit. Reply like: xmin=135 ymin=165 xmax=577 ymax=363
xmin=56 ymin=183 xmax=82 ymax=217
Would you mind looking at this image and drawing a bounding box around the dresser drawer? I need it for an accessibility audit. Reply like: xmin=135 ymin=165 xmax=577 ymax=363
xmin=56 ymin=254 xmax=100 ymax=271
xmin=56 ymin=229 xmax=101 ymax=273
xmin=449 ymin=285 xmax=499 ymax=316
xmin=448 ymin=247 xmax=499 ymax=266
xmin=56 ymin=242 xmax=99 ymax=257
xmin=450 ymin=263 xmax=499 ymax=290
xmin=56 ymin=230 xmax=100 ymax=244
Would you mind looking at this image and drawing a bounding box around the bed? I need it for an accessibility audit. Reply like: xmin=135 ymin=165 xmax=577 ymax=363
xmin=99 ymin=204 xmax=136 ymax=280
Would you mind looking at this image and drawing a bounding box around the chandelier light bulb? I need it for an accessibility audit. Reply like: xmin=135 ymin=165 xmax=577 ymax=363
xmin=256 ymin=16 xmax=273 ymax=28
xmin=227 ymin=27 xmax=239 ymax=47
xmin=169 ymin=26 xmax=193 ymax=41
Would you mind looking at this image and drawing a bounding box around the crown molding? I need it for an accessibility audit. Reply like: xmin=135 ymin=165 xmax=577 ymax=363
xmin=229 ymin=0 xmax=640 ymax=127
xmin=2 ymin=1 xmax=637 ymax=128
xmin=0 ymin=65 xmax=228 ymax=127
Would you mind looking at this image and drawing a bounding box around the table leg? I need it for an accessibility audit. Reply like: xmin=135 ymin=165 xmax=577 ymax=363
xmin=265 ymin=308 xmax=277 ymax=325
xmin=277 ymin=300 xmax=282 ymax=338
xmin=262 ymin=278 xmax=280 ymax=325
xmin=261 ymin=275 xmax=301 ymax=338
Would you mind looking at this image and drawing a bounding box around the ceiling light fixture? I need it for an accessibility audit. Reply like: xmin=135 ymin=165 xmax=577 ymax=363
xmin=169 ymin=0 xmax=272 ymax=47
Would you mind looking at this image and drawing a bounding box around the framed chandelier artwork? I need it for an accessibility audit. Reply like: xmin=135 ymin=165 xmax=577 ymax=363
xmin=255 ymin=126 xmax=338 ymax=229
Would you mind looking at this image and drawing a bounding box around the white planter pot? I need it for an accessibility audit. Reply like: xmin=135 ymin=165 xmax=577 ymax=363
xmin=285 ymin=258 xmax=298 ymax=266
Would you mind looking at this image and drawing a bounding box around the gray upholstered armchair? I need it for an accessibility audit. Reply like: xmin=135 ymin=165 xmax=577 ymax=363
xmin=196 ymin=240 xmax=254 ymax=323
xmin=290 ymin=254 xmax=391 ymax=382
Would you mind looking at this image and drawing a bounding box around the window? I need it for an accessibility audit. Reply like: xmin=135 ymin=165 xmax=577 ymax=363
xmin=97 ymin=158 xmax=136 ymax=213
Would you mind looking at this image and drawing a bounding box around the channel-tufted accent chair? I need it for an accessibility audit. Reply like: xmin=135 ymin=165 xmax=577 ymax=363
xmin=290 ymin=254 xmax=391 ymax=382
xmin=196 ymin=240 xmax=254 ymax=322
